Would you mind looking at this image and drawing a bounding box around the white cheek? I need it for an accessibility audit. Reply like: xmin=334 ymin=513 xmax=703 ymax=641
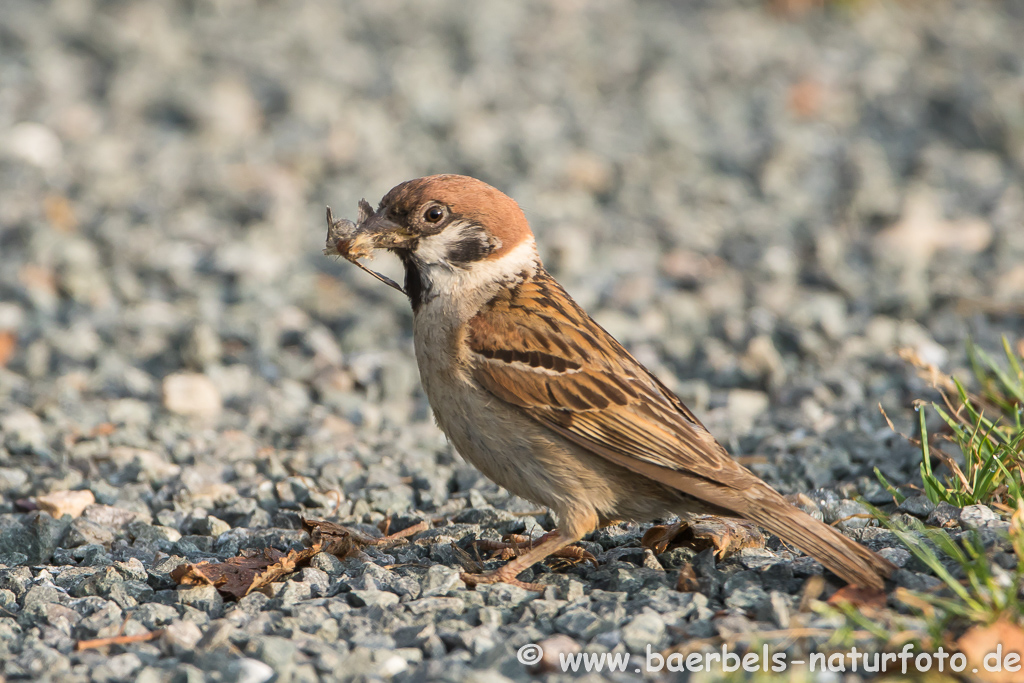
xmin=413 ymin=231 xmax=460 ymax=266
xmin=415 ymin=235 xmax=539 ymax=310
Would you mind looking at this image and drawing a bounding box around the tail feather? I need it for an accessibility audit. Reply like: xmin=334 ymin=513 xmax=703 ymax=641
xmin=739 ymin=487 xmax=895 ymax=591
xmin=574 ymin=439 xmax=896 ymax=589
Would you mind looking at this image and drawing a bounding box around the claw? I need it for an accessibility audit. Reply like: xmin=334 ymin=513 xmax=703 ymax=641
xmin=471 ymin=534 xmax=597 ymax=567
xmin=460 ymin=569 xmax=545 ymax=592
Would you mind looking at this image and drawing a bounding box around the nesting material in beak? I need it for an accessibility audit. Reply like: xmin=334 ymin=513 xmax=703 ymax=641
xmin=323 ymin=201 xmax=406 ymax=294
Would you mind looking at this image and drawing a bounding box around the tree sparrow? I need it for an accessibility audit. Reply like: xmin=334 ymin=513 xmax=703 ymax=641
xmin=326 ymin=174 xmax=894 ymax=591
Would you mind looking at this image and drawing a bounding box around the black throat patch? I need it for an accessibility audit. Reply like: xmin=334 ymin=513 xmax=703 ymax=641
xmin=398 ymin=252 xmax=428 ymax=311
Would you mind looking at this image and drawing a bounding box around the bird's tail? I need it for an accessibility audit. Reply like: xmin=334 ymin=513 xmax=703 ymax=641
xmin=739 ymin=485 xmax=895 ymax=591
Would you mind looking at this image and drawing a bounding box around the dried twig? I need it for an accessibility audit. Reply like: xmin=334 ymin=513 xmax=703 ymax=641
xmin=76 ymin=630 xmax=164 ymax=651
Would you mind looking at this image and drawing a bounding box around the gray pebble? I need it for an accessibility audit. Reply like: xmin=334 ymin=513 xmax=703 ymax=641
xmin=897 ymin=495 xmax=936 ymax=518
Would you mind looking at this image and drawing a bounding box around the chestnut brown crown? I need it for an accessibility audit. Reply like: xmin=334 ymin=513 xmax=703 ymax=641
xmin=377 ymin=174 xmax=533 ymax=260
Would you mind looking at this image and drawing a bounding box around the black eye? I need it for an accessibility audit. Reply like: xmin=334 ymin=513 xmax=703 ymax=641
xmin=424 ymin=206 xmax=444 ymax=223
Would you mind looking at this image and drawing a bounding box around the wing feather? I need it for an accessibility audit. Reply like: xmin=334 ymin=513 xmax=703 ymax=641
xmin=466 ymin=269 xmax=750 ymax=497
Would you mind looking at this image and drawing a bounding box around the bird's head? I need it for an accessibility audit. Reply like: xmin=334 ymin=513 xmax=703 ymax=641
xmin=348 ymin=174 xmax=539 ymax=308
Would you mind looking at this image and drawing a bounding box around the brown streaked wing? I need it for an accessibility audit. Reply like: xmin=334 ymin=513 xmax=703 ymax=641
xmin=466 ymin=269 xmax=755 ymax=493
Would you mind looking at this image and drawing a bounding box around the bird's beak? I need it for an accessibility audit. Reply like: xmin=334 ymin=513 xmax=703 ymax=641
xmin=356 ymin=212 xmax=418 ymax=252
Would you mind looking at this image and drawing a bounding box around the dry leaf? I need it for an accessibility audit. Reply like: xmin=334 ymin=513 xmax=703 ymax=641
xmin=0 ymin=331 xmax=15 ymax=368
xmin=172 ymin=519 xmax=378 ymax=599
xmin=788 ymin=79 xmax=822 ymax=118
xmin=957 ymin=619 xmax=1024 ymax=683
xmin=171 ymin=547 xmax=308 ymax=599
xmin=642 ymin=519 xmax=684 ymax=555
xmin=827 ymin=584 xmax=886 ymax=610
xmin=676 ymin=563 xmax=700 ymax=592
xmin=43 ymin=194 xmax=78 ymax=232
xmin=643 ymin=516 xmax=764 ymax=559
xmin=302 ymin=517 xmax=378 ymax=557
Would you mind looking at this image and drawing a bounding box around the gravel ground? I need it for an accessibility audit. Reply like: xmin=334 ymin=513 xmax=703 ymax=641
xmin=2 ymin=1 xmax=1024 ymax=681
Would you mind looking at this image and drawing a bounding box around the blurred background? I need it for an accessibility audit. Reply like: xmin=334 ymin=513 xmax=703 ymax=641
xmin=1 ymin=0 xmax=1023 ymax=506
xmin=1 ymin=2 xmax=1024 ymax=679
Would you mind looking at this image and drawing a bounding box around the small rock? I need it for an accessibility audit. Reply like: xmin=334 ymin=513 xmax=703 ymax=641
xmin=0 ymin=467 xmax=30 ymax=493
xmin=960 ymin=504 xmax=998 ymax=530
xmin=1 ymin=410 xmax=46 ymax=454
xmin=726 ymin=389 xmax=769 ymax=435
xmin=246 ymin=635 xmax=299 ymax=670
xmin=162 ymin=373 xmax=222 ymax=418
xmin=393 ymin=622 xmax=435 ymax=648
xmin=309 ymin=552 xmax=345 ymax=577
xmin=128 ymin=522 xmax=182 ymax=543
xmin=196 ymin=621 xmax=234 ymax=652
xmin=879 ymin=547 xmax=912 ymax=568
xmin=298 ymin=567 xmax=330 ymax=597
xmin=163 ymin=619 xmax=203 ymax=653
xmin=553 ymin=608 xmax=615 ymax=640
xmin=479 ymin=582 xmax=537 ymax=607
xmin=6 ymin=121 xmax=63 ymax=168
xmin=830 ymin=500 xmax=873 ymax=531
xmin=421 ymin=565 xmax=463 ymax=596
xmin=65 ymin=518 xmax=116 ymax=547
xmin=36 ymin=490 xmax=96 ymax=519
xmin=90 ymin=652 xmax=142 ymax=683
xmin=535 ymin=634 xmax=581 ymax=673
xmin=897 ymin=495 xmax=935 ymax=518
xmin=621 ymin=610 xmax=666 ymax=652
xmin=187 ymin=515 xmax=231 ymax=537
xmin=177 ymin=585 xmax=223 ymax=617
xmin=132 ymin=603 xmax=181 ymax=630
xmin=769 ymin=591 xmax=791 ymax=629
xmin=723 ymin=571 xmax=771 ymax=618
xmin=226 ymin=658 xmax=275 ymax=683
xmin=348 ymin=589 xmax=400 ymax=608
xmin=926 ymin=501 xmax=962 ymax=528
xmin=84 ymin=504 xmax=139 ymax=528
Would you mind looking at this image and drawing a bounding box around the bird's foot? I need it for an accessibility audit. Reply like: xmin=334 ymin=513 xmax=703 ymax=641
xmin=459 ymin=568 xmax=546 ymax=592
xmin=473 ymin=533 xmax=597 ymax=567
xmin=460 ymin=527 xmax=592 ymax=592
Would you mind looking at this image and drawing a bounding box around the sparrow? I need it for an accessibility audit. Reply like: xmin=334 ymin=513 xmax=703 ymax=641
xmin=326 ymin=174 xmax=895 ymax=591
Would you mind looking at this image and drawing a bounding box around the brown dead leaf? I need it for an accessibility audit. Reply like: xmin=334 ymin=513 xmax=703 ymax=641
xmin=0 ymin=331 xmax=15 ymax=368
xmin=642 ymin=519 xmax=685 ymax=555
xmin=799 ymin=575 xmax=826 ymax=612
xmin=302 ymin=517 xmax=377 ymax=557
xmin=957 ymin=619 xmax=1024 ymax=683
xmin=171 ymin=519 xmax=400 ymax=599
xmin=676 ymin=563 xmax=700 ymax=592
xmin=171 ymin=547 xmax=308 ymax=599
xmin=827 ymin=584 xmax=886 ymax=610
xmin=788 ymin=79 xmax=822 ymax=118
xmin=43 ymin=194 xmax=78 ymax=233
xmin=643 ymin=516 xmax=764 ymax=559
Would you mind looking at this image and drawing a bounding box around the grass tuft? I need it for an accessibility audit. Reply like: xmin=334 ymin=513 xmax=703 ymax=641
xmin=880 ymin=337 xmax=1024 ymax=511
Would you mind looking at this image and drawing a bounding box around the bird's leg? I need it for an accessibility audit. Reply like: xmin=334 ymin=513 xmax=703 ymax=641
xmin=474 ymin=532 xmax=597 ymax=566
xmin=461 ymin=528 xmax=581 ymax=592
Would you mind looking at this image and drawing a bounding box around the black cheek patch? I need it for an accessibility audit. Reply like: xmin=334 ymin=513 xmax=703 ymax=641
xmin=446 ymin=228 xmax=495 ymax=265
